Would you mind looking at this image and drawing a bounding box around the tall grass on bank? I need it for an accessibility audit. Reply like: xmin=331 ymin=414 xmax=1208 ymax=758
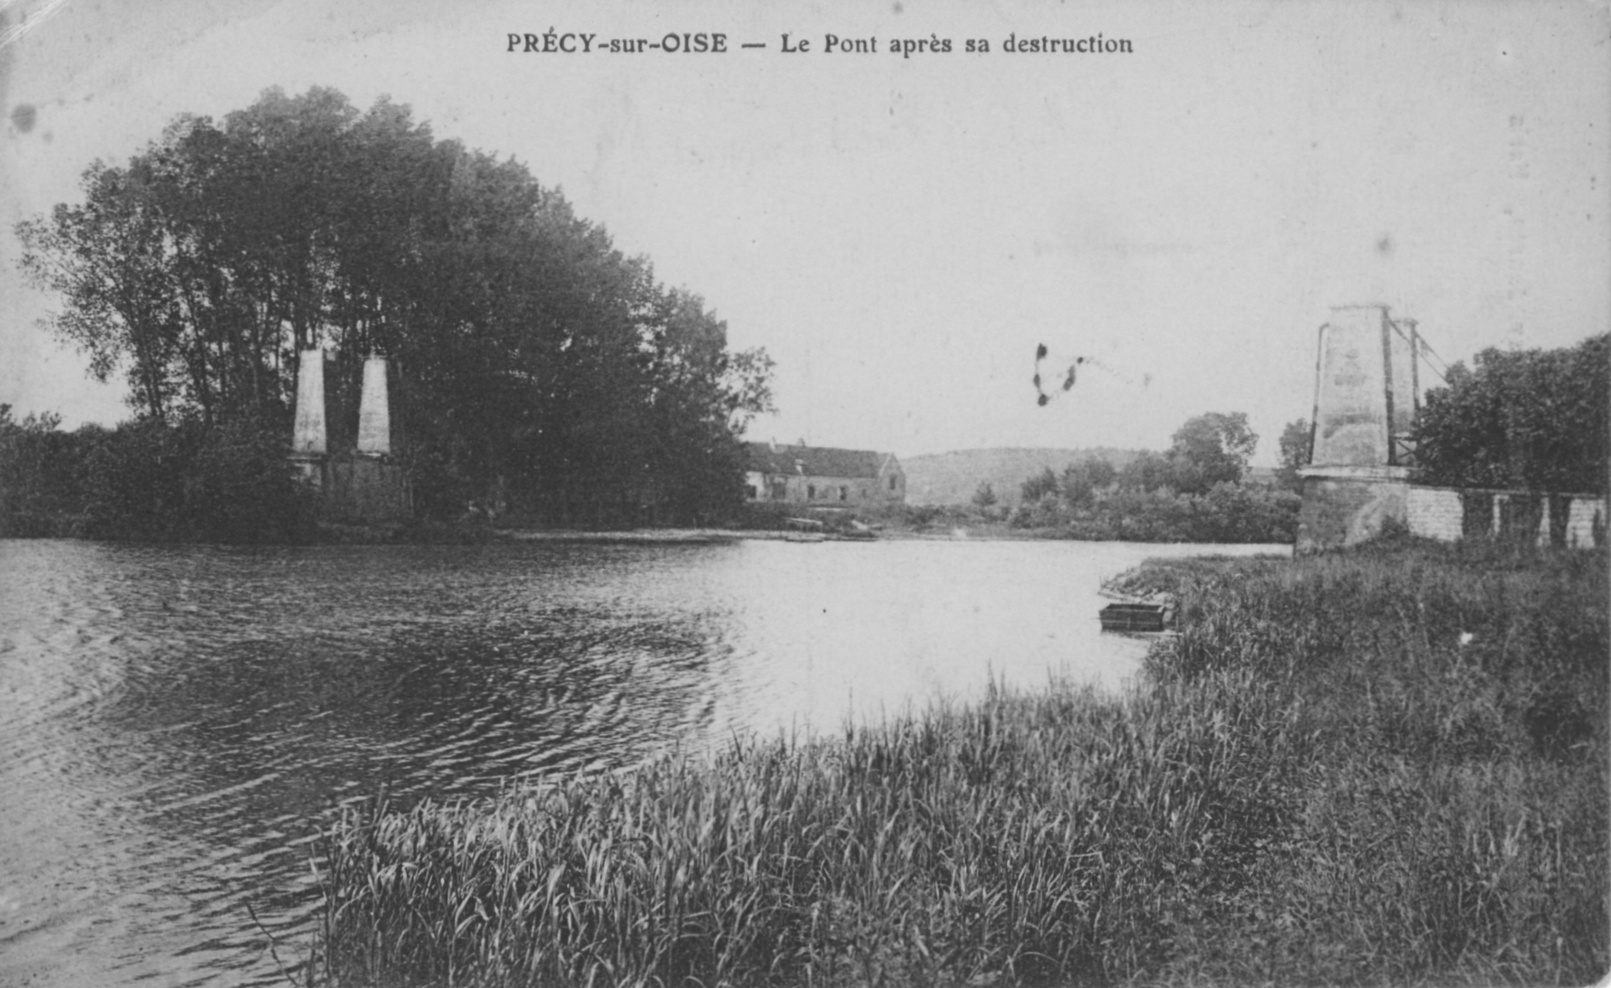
xmin=313 ymin=538 xmax=1607 ymax=987
xmin=1140 ymin=538 xmax=1607 ymax=985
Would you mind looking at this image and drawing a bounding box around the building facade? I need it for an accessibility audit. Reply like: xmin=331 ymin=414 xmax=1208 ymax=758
xmin=743 ymin=441 xmax=906 ymax=506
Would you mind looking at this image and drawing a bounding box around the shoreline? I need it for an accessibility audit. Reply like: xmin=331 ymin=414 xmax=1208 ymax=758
xmin=0 ymin=520 xmax=1299 ymax=548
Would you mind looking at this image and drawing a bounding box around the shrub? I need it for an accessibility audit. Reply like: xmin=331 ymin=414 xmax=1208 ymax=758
xmin=184 ymin=415 xmax=319 ymax=542
xmin=0 ymin=408 xmax=101 ymax=536
xmin=81 ymin=416 xmax=316 ymax=542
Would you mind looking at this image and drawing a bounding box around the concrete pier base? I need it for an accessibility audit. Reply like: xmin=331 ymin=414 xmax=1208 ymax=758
xmin=1296 ymin=466 xmax=1411 ymax=552
xmin=289 ymin=456 xmax=323 ymax=490
xmin=319 ymin=456 xmax=411 ymax=523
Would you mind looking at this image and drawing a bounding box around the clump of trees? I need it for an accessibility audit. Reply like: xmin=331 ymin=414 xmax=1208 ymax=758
xmin=0 ymin=404 xmax=317 ymax=541
xmin=1087 ymin=411 xmax=1257 ymax=498
xmin=1276 ymin=418 xmax=1310 ymax=491
xmin=0 ymin=407 xmax=94 ymax=536
xmin=1408 ymin=335 xmax=1607 ymax=547
xmin=1414 ymin=335 xmax=1608 ymax=495
xmin=1006 ymin=412 xmax=1299 ymax=543
xmin=15 ymin=86 xmax=773 ymax=535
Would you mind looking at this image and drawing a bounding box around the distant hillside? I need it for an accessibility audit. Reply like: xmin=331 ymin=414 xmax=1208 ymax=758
xmin=901 ymin=447 xmax=1145 ymax=507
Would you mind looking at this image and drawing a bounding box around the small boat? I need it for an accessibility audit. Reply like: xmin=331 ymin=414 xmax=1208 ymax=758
xmin=839 ymin=520 xmax=877 ymax=541
xmin=1099 ymin=602 xmax=1172 ymax=633
xmin=783 ymin=513 xmax=875 ymax=541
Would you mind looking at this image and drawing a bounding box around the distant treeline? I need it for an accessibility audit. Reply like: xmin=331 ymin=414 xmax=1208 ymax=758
xmin=12 ymin=86 xmax=774 ymax=537
xmin=945 ymin=411 xmax=1302 ymax=543
xmin=900 ymin=446 xmax=1145 ymax=508
xmin=1005 ymin=479 xmax=1301 ymax=543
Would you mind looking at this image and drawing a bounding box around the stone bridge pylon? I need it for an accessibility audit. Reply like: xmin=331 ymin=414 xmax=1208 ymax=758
xmin=1295 ymin=304 xmax=1423 ymax=551
xmin=290 ymin=349 xmax=412 ymax=523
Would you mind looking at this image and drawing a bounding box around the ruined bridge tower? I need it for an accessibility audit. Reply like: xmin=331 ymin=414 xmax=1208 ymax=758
xmin=1295 ymin=304 xmax=1422 ymax=551
xmin=290 ymin=347 xmax=330 ymax=474
xmin=290 ymin=349 xmax=411 ymax=522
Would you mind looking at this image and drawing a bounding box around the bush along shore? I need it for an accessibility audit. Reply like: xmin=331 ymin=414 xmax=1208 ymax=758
xmin=310 ymin=537 xmax=1608 ymax=987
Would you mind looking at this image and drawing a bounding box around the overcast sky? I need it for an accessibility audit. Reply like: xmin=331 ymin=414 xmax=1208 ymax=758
xmin=2 ymin=0 xmax=1607 ymax=463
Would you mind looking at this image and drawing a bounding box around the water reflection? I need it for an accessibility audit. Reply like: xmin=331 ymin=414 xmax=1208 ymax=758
xmin=0 ymin=537 xmax=1284 ymax=986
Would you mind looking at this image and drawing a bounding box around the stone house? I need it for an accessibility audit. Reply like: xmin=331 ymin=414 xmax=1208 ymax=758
xmin=743 ymin=441 xmax=906 ymax=505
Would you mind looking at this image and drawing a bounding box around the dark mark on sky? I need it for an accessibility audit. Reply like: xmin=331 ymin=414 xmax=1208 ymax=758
xmin=11 ymin=102 xmax=37 ymax=133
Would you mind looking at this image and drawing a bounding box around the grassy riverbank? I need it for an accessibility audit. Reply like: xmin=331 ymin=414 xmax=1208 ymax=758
xmin=311 ymin=538 xmax=1607 ymax=987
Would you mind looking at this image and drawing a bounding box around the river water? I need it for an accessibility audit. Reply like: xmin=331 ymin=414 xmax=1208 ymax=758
xmin=0 ymin=536 xmax=1284 ymax=986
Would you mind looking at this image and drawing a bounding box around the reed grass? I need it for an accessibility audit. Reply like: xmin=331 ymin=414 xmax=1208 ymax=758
xmin=313 ymin=537 xmax=1607 ymax=987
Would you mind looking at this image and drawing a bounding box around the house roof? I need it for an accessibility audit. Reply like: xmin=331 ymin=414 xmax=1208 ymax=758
xmin=743 ymin=441 xmax=894 ymax=479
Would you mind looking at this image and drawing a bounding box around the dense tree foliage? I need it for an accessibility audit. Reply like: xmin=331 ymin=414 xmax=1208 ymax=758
xmin=1060 ymin=456 xmax=1116 ymax=508
xmin=1006 ymin=477 xmax=1297 ymax=543
xmin=1163 ymin=411 xmax=1257 ymax=495
xmin=0 ymin=405 xmax=313 ymax=540
xmin=1115 ymin=450 xmax=1174 ymax=494
xmin=0 ymin=406 xmax=91 ymax=535
xmin=1276 ymin=418 xmax=1310 ymax=491
xmin=1413 ymin=336 xmax=1608 ymax=495
xmin=1020 ymin=466 xmax=1060 ymax=503
xmin=16 ymin=87 xmax=773 ymax=527
xmin=993 ymin=413 xmax=1296 ymax=542
xmin=1105 ymin=412 xmax=1258 ymax=497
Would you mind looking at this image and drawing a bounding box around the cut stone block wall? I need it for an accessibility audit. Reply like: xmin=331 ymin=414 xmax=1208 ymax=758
xmin=320 ymin=457 xmax=412 ymax=524
xmin=1406 ymin=486 xmax=1463 ymax=541
xmin=1565 ymin=497 xmax=1607 ymax=548
xmin=1404 ymin=485 xmax=1605 ymax=548
xmin=1296 ymin=474 xmax=1409 ymax=552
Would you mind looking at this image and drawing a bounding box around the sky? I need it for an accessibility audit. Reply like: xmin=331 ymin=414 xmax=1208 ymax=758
xmin=1 ymin=0 xmax=1607 ymax=464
